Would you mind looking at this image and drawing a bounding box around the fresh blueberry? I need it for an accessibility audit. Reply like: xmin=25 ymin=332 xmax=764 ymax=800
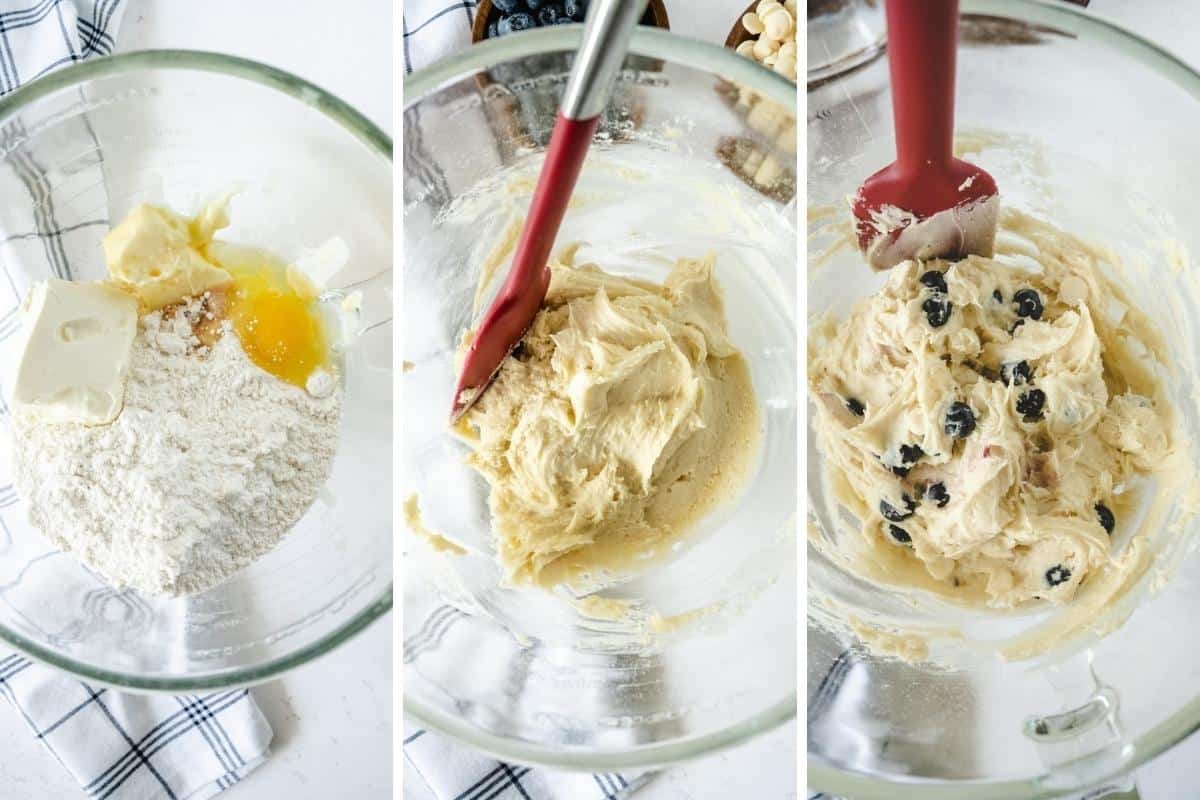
xmin=919 ymin=269 xmax=948 ymax=294
xmin=1096 ymin=503 xmax=1115 ymax=535
xmin=887 ymin=524 xmax=912 ymax=545
xmin=889 ymin=444 xmax=924 ymax=477
xmin=846 ymin=397 xmax=865 ymax=417
xmin=537 ymin=3 xmax=565 ymax=24
xmin=1016 ymin=388 xmax=1046 ymax=422
xmin=493 ymin=0 xmax=522 ymax=13
xmin=1013 ymin=288 xmax=1044 ymax=320
xmin=564 ymin=0 xmax=588 ymax=20
xmin=922 ymin=296 xmax=952 ymax=328
xmin=1001 ymin=360 xmax=1033 ymax=386
xmin=1045 ymin=564 xmax=1071 ymax=587
xmin=925 ymin=482 xmax=950 ymax=508
xmin=487 ymin=19 xmax=500 ymax=38
xmin=880 ymin=494 xmax=918 ymax=522
xmin=526 ymin=0 xmax=545 ymax=9
xmin=992 ymin=289 xmax=1003 ymax=303
xmin=944 ymin=402 xmax=976 ymax=438
xmin=497 ymin=11 xmax=536 ymax=35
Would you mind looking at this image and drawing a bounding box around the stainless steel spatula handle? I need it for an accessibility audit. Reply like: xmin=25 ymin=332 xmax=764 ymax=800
xmin=560 ymin=0 xmax=649 ymax=121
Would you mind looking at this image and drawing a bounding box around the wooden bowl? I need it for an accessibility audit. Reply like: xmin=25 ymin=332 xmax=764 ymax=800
xmin=471 ymin=0 xmax=670 ymax=44
xmin=725 ymin=0 xmax=760 ymax=50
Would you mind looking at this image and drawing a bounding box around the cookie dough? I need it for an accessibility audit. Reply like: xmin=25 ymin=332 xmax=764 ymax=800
xmin=810 ymin=209 xmax=1175 ymax=608
xmin=455 ymin=248 xmax=761 ymax=588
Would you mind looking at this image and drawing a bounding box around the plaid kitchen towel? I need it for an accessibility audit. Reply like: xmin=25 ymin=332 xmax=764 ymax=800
xmin=403 ymin=605 xmax=648 ymax=800
xmin=0 ymin=656 xmax=271 ymax=799
xmin=404 ymin=723 xmax=650 ymax=800
xmin=0 ymin=0 xmax=124 ymax=94
xmin=0 ymin=3 xmax=274 ymax=798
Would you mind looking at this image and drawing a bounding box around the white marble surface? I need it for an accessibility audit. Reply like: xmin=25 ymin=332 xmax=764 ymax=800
xmin=0 ymin=1 xmax=393 ymax=799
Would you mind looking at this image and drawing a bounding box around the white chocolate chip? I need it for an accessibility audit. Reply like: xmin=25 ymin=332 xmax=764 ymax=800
xmin=752 ymin=36 xmax=780 ymax=60
xmin=764 ymin=8 xmax=793 ymax=40
xmin=774 ymin=54 xmax=796 ymax=79
xmin=742 ymin=12 xmax=764 ymax=35
xmin=736 ymin=40 xmax=756 ymax=59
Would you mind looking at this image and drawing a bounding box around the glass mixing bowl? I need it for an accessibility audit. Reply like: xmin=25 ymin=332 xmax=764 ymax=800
xmin=0 ymin=52 xmax=392 ymax=691
xmin=403 ymin=29 xmax=796 ymax=769
xmin=809 ymin=1 xmax=1200 ymax=797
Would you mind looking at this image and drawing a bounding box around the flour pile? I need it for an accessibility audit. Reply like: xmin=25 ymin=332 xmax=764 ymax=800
xmin=11 ymin=300 xmax=341 ymax=595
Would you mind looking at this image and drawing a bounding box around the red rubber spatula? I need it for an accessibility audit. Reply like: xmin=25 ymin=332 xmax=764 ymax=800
xmin=852 ymin=0 xmax=999 ymax=270
xmin=450 ymin=0 xmax=649 ymax=422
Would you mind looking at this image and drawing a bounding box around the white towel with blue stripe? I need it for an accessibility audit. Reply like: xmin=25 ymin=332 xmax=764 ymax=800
xmin=1 ymin=655 xmax=271 ymax=799
xmin=404 ymin=723 xmax=649 ymax=800
xmin=0 ymin=3 xmax=273 ymax=798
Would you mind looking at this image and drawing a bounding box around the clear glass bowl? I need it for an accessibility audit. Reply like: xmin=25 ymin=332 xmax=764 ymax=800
xmin=0 ymin=52 xmax=393 ymax=691
xmin=404 ymin=29 xmax=797 ymax=769
xmin=809 ymin=1 xmax=1200 ymax=796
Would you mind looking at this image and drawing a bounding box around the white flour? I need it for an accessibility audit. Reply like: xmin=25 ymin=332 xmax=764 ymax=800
xmin=11 ymin=302 xmax=342 ymax=595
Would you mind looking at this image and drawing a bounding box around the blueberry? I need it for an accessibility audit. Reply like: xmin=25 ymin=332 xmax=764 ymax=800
xmin=487 ymin=19 xmax=500 ymax=38
xmin=1001 ymin=360 xmax=1033 ymax=386
xmin=889 ymin=444 xmax=924 ymax=477
xmin=497 ymin=11 xmax=536 ymax=35
xmin=493 ymin=0 xmax=521 ymax=13
xmin=846 ymin=397 xmax=865 ymax=417
xmin=564 ymin=0 xmax=588 ymax=20
xmin=888 ymin=524 xmax=912 ymax=545
xmin=992 ymin=289 xmax=1003 ymax=303
xmin=922 ymin=296 xmax=952 ymax=328
xmin=1016 ymin=388 xmax=1046 ymax=422
xmin=537 ymin=3 xmax=565 ymax=24
xmin=526 ymin=0 xmax=545 ymax=9
xmin=1045 ymin=564 xmax=1071 ymax=587
xmin=880 ymin=493 xmax=917 ymax=522
xmin=1013 ymin=288 xmax=1044 ymax=320
xmin=919 ymin=269 xmax=948 ymax=294
xmin=944 ymin=402 xmax=976 ymax=438
xmin=1096 ymin=503 xmax=1115 ymax=535
xmin=925 ymin=482 xmax=950 ymax=508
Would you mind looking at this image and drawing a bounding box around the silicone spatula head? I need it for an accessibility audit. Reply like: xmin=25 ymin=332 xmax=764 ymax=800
xmin=450 ymin=0 xmax=648 ymax=422
xmin=851 ymin=0 xmax=999 ymax=271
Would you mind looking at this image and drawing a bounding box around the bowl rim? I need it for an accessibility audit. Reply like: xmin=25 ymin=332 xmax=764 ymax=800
xmin=809 ymin=0 xmax=1200 ymax=796
xmin=404 ymin=25 xmax=798 ymax=109
xmin=0 ymin=49 xmax=394 ymax=692
xmin=402 ymin=25 xmax=797 ymax=771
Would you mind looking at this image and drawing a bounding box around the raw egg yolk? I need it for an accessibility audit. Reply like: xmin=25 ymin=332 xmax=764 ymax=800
xmin=223 ymin=255 xmax=329 ymax=388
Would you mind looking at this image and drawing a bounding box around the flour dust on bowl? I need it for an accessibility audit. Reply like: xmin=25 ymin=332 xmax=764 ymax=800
xmin=0 ymin=52 xmax=392 ymax=691
xmin=808 ymin=2 xmax=1200 ymax=797
xmin=403 ymin=29 xmax=797 ymax=769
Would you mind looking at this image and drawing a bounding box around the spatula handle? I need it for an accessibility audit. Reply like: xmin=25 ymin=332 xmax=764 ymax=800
xmin=561 ymin=0 xmax=648 ymax=121
xmin=886 ymin=0 xmax=959 ymax=173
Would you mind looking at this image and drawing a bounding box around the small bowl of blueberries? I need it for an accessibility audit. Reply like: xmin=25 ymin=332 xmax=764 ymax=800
xmin=471 ymin=0 xmax=669 ymax=42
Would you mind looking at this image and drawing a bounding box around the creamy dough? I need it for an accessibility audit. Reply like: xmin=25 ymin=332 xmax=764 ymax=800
xmin=810 ymin=209 xmax=1176 ymax=609
xmin=455 ymin=248 xmax=761 ymax=588
xmin=104 ymin=202 xmax=233 ymax=309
